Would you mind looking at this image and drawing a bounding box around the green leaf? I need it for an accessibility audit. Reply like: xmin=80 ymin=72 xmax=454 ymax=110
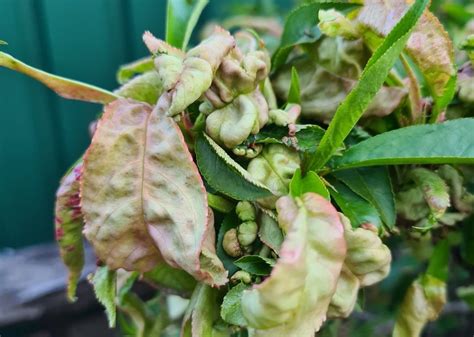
xmin=195 ymin=133 xmax=273 ymax=200
xmin=207 ymin=193 xmax=234 ymax=213
xmin=426 ymin=240 xmax=450 ymax=281
xmin=272 ymin=1 xmax=359 ymax=70
xmin=305 ymin=0 xmax=429 ymax=171
xmin=248 ymin=124 xmax=325 ymax=153
xmin=143 ymin=262 xmax=197 ymax=293
xmin=457 ymin=286 xmax=474 ymax=309
xmin=166 ymin=0 xmax=209 ymax=50
xmin=116 ymin=57 xmax=154 ymax=84
xmin=258 ymin=211 xmax=284 ymax=254
xmin=115 ymin=72 xmax=163 ymax=104
xmin=327 ymin=178 xmax=384 ymax=229
xmin=290 ymin=168 xmax=330 ymax=200
xmin=0 ymin=52 xmax=118 ymax=104
xmin=92 ymin=266 xmax=117 ymax=328
xmin=54 ymin=161 xmax=85 ymax=302
xmin=182 ymin=284 xmax=229 ymax=337
xmin=0 ymin=40 xmax=7 ymax=45
xmin=221 ymin=283 xmax=250 ymax=326
xmin=333 ymin=167 xmax=395 ymax=228
xmin=234 ymin=255 xmax=276 ymax=276
xmin=461 ymin=216 xmax=474 ymax=266
xmin=287 ymin=67 xmax=300 ymax=104
xmin=332 ymin=118 xmax=474 ymax=170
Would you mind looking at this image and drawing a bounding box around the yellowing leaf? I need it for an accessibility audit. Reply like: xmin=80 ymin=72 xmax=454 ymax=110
xmin=54 ymin=160 xmax=85 ymax=302
xmin=82 ymin=99 xmax=226 ymax=285
xmin=241 ymin=193 xmax=346 ymax=337
xmin=0 ymin=52 xmax=118 ymax=104
xmin=357 ymin=0 xmax=456 ymax=115
xmin=393 ymin=275 xmax=446 ymax=337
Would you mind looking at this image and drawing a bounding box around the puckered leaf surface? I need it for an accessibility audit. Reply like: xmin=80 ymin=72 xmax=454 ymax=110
xmin=241 ymin=193 xmax=346 ymax=337
xmin=357 ymin=0 xmax=456 ymax=117
xmin=393 ymin=275 xmax=446 ymax=337
xmin=82 ymin=99 xmax=226 ymax=285
xmin=55 ymin=160 xmax=85 ymax=302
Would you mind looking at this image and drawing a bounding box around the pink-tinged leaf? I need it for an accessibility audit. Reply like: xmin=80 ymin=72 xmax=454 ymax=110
xmin=0 ymin=52 xmax=118 ymax=104
xmin=241 ymin=193 xmax=346 ymax=337
xmin=393 ymin=275 xmax=446 ymax=337
xmin=55 ymin=160 xmax=85 ymax=302
xmin=357 ymin=0 xmax=456 ymax=114
xmin=81 ymin=98 xmax=226 ymax=285
xmin=153 ymin=27 xmax=235 ymax=117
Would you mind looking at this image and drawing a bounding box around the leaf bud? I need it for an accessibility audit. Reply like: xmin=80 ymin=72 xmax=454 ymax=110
xmin=238 ymin=221 xmax=258 ymax=246
xmin=223 ymin=228 xmax=243 ymax=257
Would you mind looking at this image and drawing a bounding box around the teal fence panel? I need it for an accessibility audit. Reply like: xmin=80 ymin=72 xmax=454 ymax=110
xmin=0 ymin=0 xmax=290 ymax=248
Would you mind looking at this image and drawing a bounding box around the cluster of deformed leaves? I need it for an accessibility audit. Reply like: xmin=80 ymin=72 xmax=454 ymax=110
xmin=2 ymin=0 xmax=474 ymax=336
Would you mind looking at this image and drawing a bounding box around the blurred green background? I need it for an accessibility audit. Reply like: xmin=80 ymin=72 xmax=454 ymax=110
xmin=0 ymin=0 xmax=293 ymax=249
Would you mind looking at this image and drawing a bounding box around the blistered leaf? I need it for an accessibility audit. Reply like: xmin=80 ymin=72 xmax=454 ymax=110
xmin=115 ymin=72 xmax=163 ymax=104
xmin=182 ymin=284 xmax=229 ymax=337
xmin=203 ymin=35 xmax=270 ymax=108
xmin=273 ymin=55 xmax=407 ymax=122
xmin=54 ymin=161 xmax=84 ymax=302
xmin=393 ymin=275 xmax=446 ymax=337
xmin=409 ymin=168 xmax=450 ymax=219
xmin=357 ymin=0 xmax=456 ymax=117
xmin=82 ymin=99 xmax=226 ymax=285
xmin=438 ymin=165 xmax=474 ymax=213
xmin=340 ymin=214 xmax=391 ymax=287
xmin=327 ymin=265 xmax=360 ymax=318
xmin=305 ymin=0 xmax=429 ymax=171
xmin=154 ymin=27 xmax=235 ymax=117
xmin=457 ymin=62 xmax=474 ymax=104
xmin=272 ymin=1 xmax=359 ymax=70
xmin=241 ymin=193 xmax=346 ymax=337
xmin=206 ymin=90 xmax=268 ymax=148
xmin=116 ymin=57 xmax=155 ymax=84
xmin=195 ymin=132 xmax=272 ymax=201
xmin=247 ymin=144 xmax=300 ymax=208
xmin=221 ymin=283 xmax=251 ymax=326
xmin=92 ymin=266 xmax=117 ymax=328
xmin=0 ymin=52 xmax=118 ymax=103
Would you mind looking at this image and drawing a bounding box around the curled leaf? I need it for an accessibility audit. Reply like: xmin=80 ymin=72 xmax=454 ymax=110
xmin=206 ymin=90 xmax=268 ymax=148
xmin=247 ymin=144 xmax=300 ymax=208
xmin=327 ymin=265 xmax=360 ymax=318
xmin=153 ymin=27 xmax=235 ymax=117
xmin=393 ymin=275 xmax=446 ymax=337
xmin=0 ymin=52 xmax=118 ymax=103
xmin=241 ymin=193 xmax=346 ymax=337
xmin=409 ymin=168 xmax=450 ymax=219
xmin=82 ymin=99 xmax=226 ymax=285
xmin=340 ymin=214 xmax=391 ymax=287
xmin=273 ymin=54 xmax=407 ymax=122
xmin=357 ymin=0 xmax=456 ymax=115
xmin=55 ymin=160 xmax=84 ymax=302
